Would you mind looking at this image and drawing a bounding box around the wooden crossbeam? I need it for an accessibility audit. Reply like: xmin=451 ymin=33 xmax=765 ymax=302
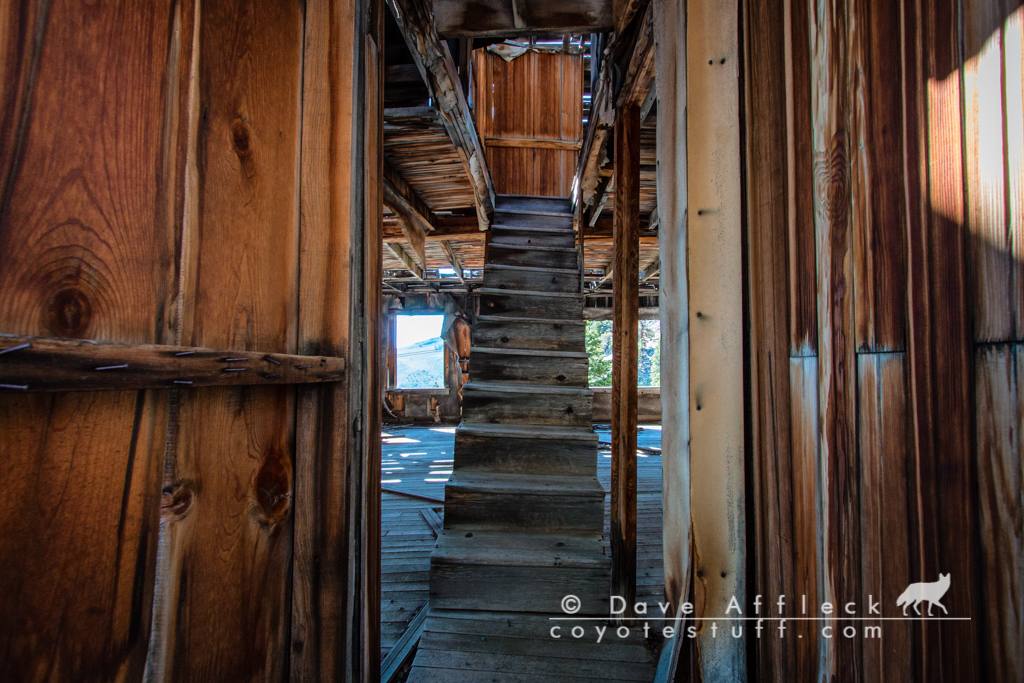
xmin=641 ymin=257 xmax=660 ymax=283
xmin=439 ymin=240 xmax=466 ymax=284
xmin=389 ymin=0 xmax=495 ymax=230
xmin=385 ymin=242 xmax=425 ymax=280
xmin=0 ymin=335 xmax=345 ymax=392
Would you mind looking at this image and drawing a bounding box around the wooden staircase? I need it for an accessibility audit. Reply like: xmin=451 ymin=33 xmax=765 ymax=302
xmin=428 ymin=194 xmax=610 ymax=617
xmin=402 ymin=196 xmax=659 ymax=682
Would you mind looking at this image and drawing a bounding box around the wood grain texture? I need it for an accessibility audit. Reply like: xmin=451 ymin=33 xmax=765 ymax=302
xmin=0 ymin=334 xmax=345 ymax=391
xmin=974 ymin=343 xmax=1024 ymax=683
xmin=652 ymin=0 xmax=691 ymax=621
xmin=902 ymin=0 xmax=980 ymax=678
xmin=154 ymin=0 xmax=304 ymax=679
xmin=785 ymin=0 xmax=819 ymax=355
xmin=291 ymin=0 xmax=382 ymax=679
xmin=611 ymin=103 xmax=640 ymax=615
xmin=474 ymin=50 xmax=583 ymax=197
xmin=810 ymin=0 xmax=861 ymax=678
xmin=857 ymin=352 xmax=913 ymax=682
xmin=965 ymin=0 xmax=1024 ymax=343
xmin=850 ymin=0 xmax=907 ymax=352
xmin=0 ymin=0 xmax=178 ymax=678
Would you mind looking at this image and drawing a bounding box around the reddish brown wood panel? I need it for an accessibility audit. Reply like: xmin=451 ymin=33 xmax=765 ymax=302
xmin=744 ymin=0 xmax=800 ymax=676
xmin=974 ymin=344 xmax=1024 ymax=683
xmin=785 ymin=0 xmax=818 ymax=356
xmin=810 ymin=0 xmax=862 ymax=677
xmin=902 ymin=0 xmax=979 ymax=679
xmin=857 ymin=352 xmax=913 ymax=682
xmin=153 ymin=0 xmax=304 ymax=679
xmin=850 ymin=0 xmax=907 ymax=352
xmin=0 ymin=0 xmax=178 ymax=678
xmin=474 ymin=50 xmax=583 ymax=196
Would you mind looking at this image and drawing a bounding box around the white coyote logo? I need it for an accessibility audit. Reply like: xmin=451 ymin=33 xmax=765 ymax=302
xmin=897 ymin=574 xmax=950 ymax=616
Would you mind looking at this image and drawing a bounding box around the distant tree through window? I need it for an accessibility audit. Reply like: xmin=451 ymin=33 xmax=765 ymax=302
xmin=585 ymin=320 xmax=660 ymax=388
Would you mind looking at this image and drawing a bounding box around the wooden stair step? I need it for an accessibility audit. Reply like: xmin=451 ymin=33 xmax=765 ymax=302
xmin=490 ymin=225 xmax=576 ymax=248
xmin=468 ymin=346 xmax=588 ymax=386
xmin=461 ymin=381 xmax=593 ymax=427
xmin=487 ymin=211 xmax=574 ymax=229
xmin=443 ymin=472 xmax=606 ymax=532
xmin=486 ymin=243 xmax=578 ymax=269
xmin=473 ymin=315 xmax=585 ymax=352
xmin=430 ymin=531 xmax=609 ymax=614
xmin=494 ymin=194 xmax=573 ymax=214
xmin=454 ymin=424 xmax=598 ymax=475
xmin=478 ymin=289 xmax=583 ymax=319
xmin=483 ymin=263 xmax=579 ymax=292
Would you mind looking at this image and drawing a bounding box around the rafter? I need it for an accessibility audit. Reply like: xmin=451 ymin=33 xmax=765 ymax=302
xmin=388 ymin=0 xmax=495 ymax=230
xmin=385 ymin=242 xmax=424 ymax=280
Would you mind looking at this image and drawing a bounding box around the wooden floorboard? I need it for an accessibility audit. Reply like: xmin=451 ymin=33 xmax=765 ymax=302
xmin=380 ymin=423 xmax=664 ymax=679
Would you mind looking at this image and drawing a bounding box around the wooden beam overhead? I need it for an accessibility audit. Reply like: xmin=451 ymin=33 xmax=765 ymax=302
xmin=432 ymin=0 xmax=613 ymax=38
xmin=484 ymin=137 xmax=583 ymax=151
xmin=640 ymin=257 xmax=660 ymax=283
xmin=388 ymin=0 xmax=495 ymax=230
xmin=439 ymin=240 xmax=466 ymax=284
xmin=385 ymin=242 xmax=425 ymax=280
xmin=383 ymin=181 xmax=428 ymax=266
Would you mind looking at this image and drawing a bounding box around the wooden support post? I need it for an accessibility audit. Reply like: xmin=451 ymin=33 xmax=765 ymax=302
xmin=611 ymin=102 xmax=640 ymax=618
xmin=387 ymin=313 xmax=398 ymax=389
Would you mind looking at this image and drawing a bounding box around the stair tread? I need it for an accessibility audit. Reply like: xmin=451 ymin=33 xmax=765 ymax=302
xmin=456 ymin=422 xmax=599 ymax=441
xmin=492 ymin=223 xmax=576 ymax=235
xmin=477 ymin=288 xmax=583 ymax=298
xmin=448 ymin=471 xmax=605 ymax=495
xmin=476 ymin=314 xmax=585 ymax=325
xmin=462 ymin=381 xmax=593 ymax=396
xmin=433 ymin=529 xmax=607 ymax=567
xmin=469 ymin=346 xmax=589 ymax=359
xmin=494 ymin=208 xmax=574 ymax=218
xmin=484 ymin=264 xmax=578 ymax=274
xmin=488 ymin=243 xmax=577 ymax=253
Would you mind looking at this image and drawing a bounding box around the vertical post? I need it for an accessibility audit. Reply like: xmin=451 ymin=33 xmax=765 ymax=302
xmin=611 ymin=102 xmax=641 ymax=617
xmin=387 ymin=312 xmax=398 ymax=389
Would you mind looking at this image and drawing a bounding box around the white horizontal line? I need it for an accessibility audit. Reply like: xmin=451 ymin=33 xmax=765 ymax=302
xmin=549 ymin=617 xmax=971 ymax=621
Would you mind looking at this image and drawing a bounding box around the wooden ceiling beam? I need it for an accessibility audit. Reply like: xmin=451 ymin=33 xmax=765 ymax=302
xmin=432 ymin=0 xmax=613 ymax=38
xmin=385 ymin=242 xmax=424 ymax=280
xmin=388 ymin=0 xmax=495 ymax=230
xmin=439 ymin=240 xmax=467 ymax=284
xmin=383 ymin=180 xmax=428 ymax=267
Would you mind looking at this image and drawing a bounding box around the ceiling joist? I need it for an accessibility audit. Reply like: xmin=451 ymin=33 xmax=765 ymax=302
xmin=388 ymin=0 xmax=495 ymax=230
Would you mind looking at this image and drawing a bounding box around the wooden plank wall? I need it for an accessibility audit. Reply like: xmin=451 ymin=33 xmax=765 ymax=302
xmin=473 ymin=50 xmax=583 ymax=197
xmin=745 ymin=0 xmax=1023 ymax=680
xmin=0 ymin=0 xmax=383 ymax=681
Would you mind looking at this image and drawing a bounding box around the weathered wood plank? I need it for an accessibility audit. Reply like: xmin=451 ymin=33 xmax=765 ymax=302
xmin=857 ymin=352 xmax=913 ymax=682
xmin=652 ymin=0 xmax=691 ymax=623
xmin=484 ymin=137 xmax=582 ymax=151
xmin=810 ymin=0 xmax=860 ymax=677
xmin=965 ymin=0 xmax=1017 ymax=342
xmin=850 ymin=0 xmax=907 ymax=352
xmin=974 ymin=344 xmax=1023 ymax=683
xmin=611 ymin=102 xmax=640 ymax=617
xmin=902 ymin=0 xmax=980 ymax=678
xmin=784 ymin=0 xmax=818 ymax=356
xmin=0 ymin=0 xmax=179 ymax=677
xmin=744 ymin=0 xmax=799 ymax=676
xmin=0 ymin=334 xmax=344 ymax=391
xmin=686 ymin=0 xmax=746 ymax=675
xmin=154 ymin=0 xmax=304 ymax=679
